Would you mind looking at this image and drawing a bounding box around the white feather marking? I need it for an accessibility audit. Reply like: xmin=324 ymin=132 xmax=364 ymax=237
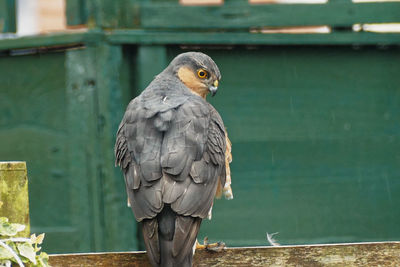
xmin=266 ymin=232 xmax=280 ymax=246
xmin=207 ymin=206 xmax=213 ymax=220
xmin=192 ymin=240 xmax=197 ymax=256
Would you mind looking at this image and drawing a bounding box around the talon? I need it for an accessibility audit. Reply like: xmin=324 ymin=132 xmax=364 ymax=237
xmin=195 ymin=239 xmax=206 ymax=250
xmin=195 ymin=237 xmax=226 ymax=252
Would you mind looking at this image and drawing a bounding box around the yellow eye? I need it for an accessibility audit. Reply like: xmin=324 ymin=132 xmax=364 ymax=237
xmin=197 ymin=69 xmax=208 ymax=79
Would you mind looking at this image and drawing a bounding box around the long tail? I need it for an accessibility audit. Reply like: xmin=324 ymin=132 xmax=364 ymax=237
xmin=143 ymin=205 xmax=202 ymax=267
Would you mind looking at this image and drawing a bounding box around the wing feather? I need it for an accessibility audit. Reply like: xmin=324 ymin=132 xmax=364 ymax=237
xmin=160 ymin=101 xmax=226 ymax=218
xmin=115 ymin=88 xmax=227 ymax=267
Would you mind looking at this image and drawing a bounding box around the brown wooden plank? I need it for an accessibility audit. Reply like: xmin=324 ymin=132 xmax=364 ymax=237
xmin=49 ymin=252 xmax=151 ymax=267
xmin=49 ymin=242 xmax=400 ymax=266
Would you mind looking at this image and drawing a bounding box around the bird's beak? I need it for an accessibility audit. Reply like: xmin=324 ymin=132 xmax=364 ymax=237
xmin=209 ymin=80 xmax=219 ymax=97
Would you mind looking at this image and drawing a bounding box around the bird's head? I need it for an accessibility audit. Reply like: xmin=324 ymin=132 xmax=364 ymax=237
xmin=169 ymin=52 xmax=221 ymax=98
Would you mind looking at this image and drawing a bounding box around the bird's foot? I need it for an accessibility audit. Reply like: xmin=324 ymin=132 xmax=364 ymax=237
xmin=196 ymin=237 xmax=226 ymax=252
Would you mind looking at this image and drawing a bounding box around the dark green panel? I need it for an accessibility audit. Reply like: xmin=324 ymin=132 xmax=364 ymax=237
xmin=137 ymin=45 xmax=167 ymax=91
xmin=0 ymin=46 xmax=136 ymax=253
xmin=166 ymin=46 xmax=400 ymax=246
xmin=65 ymin=45 xmax=139 ymax=252
xmin=0 ymin=0 xmax=16 ymax=33
xmin=92 ymin=43 xmax=139 ymax=251
xmin=0 ymin=43 xmax=138 ymax=254
xmin=0 ymin=51 xmax=81 ymax=252
xmin=65 ymin=48 xmax=104 ymax=252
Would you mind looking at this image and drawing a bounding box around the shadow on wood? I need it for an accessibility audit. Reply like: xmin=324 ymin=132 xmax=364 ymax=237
xmin=49 ymin=241 xmax=400 ymax=266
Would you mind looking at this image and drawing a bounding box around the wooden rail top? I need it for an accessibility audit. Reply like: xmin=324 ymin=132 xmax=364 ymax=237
xmin=49 ymin=241 xmax=400 ymax=266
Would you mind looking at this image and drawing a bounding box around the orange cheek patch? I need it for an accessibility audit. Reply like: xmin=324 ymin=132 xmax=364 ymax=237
xmin=178 ymin=67 xmax=208 ymax=99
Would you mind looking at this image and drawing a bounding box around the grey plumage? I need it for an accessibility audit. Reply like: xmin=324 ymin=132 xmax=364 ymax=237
xmin=115 ymin=52 xmax=226 ymax=267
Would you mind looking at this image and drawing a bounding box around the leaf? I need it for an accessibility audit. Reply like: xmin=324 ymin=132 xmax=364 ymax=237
xmin=0 ymin=260 xmax=11 ymax=267
xmin=17 ymin=243 xmax=37 ymax=265
xmin=0 ymin=219 xmax=26 ymax=237
xmin=12 ymin=224 xmax=26 ymax=233
xmin=0 ymin=247 xmax=13 ymax=260
xmin=36 ymin=234 xmax=45 ymax=245
xmin=30 ymin=234 xmax=37 ymax=243
xmin=37 ymin=252 xmax=51 ymax=267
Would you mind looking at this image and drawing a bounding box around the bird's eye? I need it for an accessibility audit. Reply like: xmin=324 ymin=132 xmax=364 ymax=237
xmin=197 ymin=69 xmax=208 ymax=79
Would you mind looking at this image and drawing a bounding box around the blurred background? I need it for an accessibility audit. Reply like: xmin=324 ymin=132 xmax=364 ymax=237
xmin=1 ymin=0 xmax=400 ymax=254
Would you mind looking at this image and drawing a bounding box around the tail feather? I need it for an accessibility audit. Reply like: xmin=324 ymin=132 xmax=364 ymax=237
xmin=143 ymin=205 xmax=201 ymax=267
xmin=142 ymin=219 xmax=160 ymax=267
xmin=172 ymin=215 xmax=202 ymax=263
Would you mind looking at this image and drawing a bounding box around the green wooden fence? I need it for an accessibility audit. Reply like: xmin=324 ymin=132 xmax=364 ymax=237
xmin=0 ymin=0 xmax=399 ymax=253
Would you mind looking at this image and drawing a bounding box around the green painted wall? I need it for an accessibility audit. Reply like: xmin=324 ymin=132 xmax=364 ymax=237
xmin=1 ymin=42 xmax=399 ymax=253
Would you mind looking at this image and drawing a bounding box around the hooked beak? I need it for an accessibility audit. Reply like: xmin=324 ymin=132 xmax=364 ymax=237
xmin=209 ymin=80 xmax=219 ymax=97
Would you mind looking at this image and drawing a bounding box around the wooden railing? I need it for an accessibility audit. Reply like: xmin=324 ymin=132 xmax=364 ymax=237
xmin=49 ymin=242 xmax=400 ymax=266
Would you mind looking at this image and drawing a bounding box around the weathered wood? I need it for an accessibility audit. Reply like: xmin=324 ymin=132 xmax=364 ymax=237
xmin=139 ymin=2 xmax=400 ymax=29
xmin=92 ymin=43 xmax=139 ymax=251
xmin=48 ymin=242 xmax=400 ymax=266
xmin=65 ymin=1 xmax=400 ymax=29
xmin=0 ymin=161 xmax=30 ymax=237
xmin=0 ymin=30 xmax=103 ymax=51
xmin=0 ymin=30 xmax=400 ymax=52
xmin=65 ymin=47 xmax=106 ymax=252
xmin=107 ymin=29 xmax=400 ymax=45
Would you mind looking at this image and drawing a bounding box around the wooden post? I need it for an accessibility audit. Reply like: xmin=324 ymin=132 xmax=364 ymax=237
xmin=0 ymin=161 xmax=30 ymax=237
xmin=49 ymin=242 xmax=400 ymax=266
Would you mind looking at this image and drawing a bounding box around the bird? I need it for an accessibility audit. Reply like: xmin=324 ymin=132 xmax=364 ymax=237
xmin=115 ymin=52 xmax=232 ymax=267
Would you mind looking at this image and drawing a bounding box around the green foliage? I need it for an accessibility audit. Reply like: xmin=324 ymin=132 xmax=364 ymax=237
xmin=0 ymin=217 xmax=50 ymax=267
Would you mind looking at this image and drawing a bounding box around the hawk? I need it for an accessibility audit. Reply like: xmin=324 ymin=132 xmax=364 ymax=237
xmin=115 ymin=52 xmax=232 ymax=267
